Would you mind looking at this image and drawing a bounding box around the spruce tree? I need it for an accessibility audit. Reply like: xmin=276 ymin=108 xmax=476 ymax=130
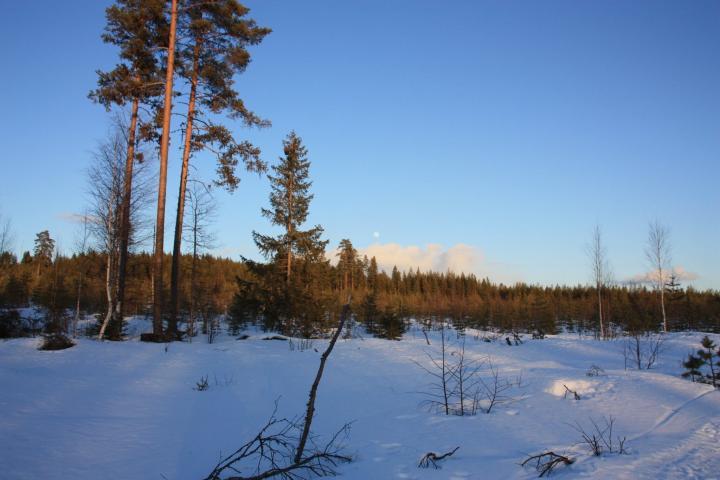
xmin=698 ymin=336 xmax=719 ymax=388
xmin=253 ymin=132 xmax=326 ymax=282
xmin=336 ymin=239 xmax=357 ymax=291
xmin=362 ymin=256 xmax=380 ymax=331
xmin=367 ymin=256 xmax=379 ymax=292
xmin=682 ymin=353 xmax=705 ymax=383
xmin=234 ymin=132 xmax=330 ymax=335
xmin=167 ymin=0 xmax=270 ymax=335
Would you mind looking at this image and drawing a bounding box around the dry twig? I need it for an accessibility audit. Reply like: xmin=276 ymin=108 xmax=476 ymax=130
xmin=418 ymin=446 xmax=459 ymax=469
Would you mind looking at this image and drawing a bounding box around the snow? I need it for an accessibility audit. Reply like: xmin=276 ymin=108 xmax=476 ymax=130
xmin=0 ymin=322 xmax=718 ymax=479
xmin=546 ymin=379 xmax=599 ymax=397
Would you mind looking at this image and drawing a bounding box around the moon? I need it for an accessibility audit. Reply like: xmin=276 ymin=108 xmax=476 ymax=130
xmin=373 ymin=231 xmax=380 ymax=239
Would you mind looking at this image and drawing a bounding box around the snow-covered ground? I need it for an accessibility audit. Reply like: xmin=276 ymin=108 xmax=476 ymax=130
xmin=0 ymin=320 xmax=718 ymax=479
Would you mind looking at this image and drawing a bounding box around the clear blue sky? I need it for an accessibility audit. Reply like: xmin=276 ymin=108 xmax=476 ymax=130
xmin=1 ymin=0 xmax=718 ymax=289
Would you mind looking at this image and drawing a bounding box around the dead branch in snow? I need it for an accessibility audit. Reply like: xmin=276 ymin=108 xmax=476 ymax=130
xmin=562 ymin=384 xmax=580 ymax=400
xmin=418 ymin=446 xmax=459 ymax=469
xmin=205 ymin=300 xmax=353 ymax=480
xmin=520 ymin=451 xmax=574 ymax=477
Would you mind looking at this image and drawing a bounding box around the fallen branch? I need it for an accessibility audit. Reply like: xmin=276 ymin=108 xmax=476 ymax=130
xmin=562 ymin=384 xmax=580 ymax=400
xmin=520 ymin=451 xmax=574 ymax=477
xmin=205 ymin=300 xmax=353 ymax=480
xmin=418 ymin=446 xmax=459 ymax=469
xmin=295 ymin=300 xmax=352 ymax=463
xmin=204 ymin=406 xmax=351 ymax=480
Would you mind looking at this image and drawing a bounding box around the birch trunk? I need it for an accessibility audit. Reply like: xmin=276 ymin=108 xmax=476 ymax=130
xmin=114 ymin=96 xmax=139 ymax=329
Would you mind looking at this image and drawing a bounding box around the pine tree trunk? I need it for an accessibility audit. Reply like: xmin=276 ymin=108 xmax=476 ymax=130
xmin=114 ymin=95 xmax=139 ymax=329
xmin=168 ymin=41 xmax=200 ymax=336
xmin=152 ymin=0 xmax=178 ymax=337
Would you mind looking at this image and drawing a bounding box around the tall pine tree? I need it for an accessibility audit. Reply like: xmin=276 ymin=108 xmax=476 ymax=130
xmin=33 ymin=230 xmax=55 ymax=279
xmin=152 ymin=0 xmax=180 ymax=337
xmin=167 ymin=0 xmax=270 ymax=335
xmin=90 ymin=0 xmax=167 ymax=332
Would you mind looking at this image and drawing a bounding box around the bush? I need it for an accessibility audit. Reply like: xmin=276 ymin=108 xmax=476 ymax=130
xmin=39 ymin=333 xmax=74 ymax=351
xmin=194 ymin=375 xmax=210 ymax=391
xmin=682 ymin=336 xmax=719 ymax=388
xmin=0 ymin=309 xmax=26 ymax=338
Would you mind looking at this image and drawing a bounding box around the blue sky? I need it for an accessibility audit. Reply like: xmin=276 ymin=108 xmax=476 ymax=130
xmin=1 ymin=1 xmax=718 ymax=289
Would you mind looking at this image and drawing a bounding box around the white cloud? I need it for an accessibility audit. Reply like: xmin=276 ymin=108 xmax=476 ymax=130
xmin=361 ymin=243 xmax=479 ymax=273
xmin=333 ymin=242 xmax=522 ymax=283
xmin=629 ymin=265 xmax=700 ymax=284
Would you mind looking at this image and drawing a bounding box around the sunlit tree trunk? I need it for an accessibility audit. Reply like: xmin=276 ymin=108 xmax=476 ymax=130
xmin=152 ymin=0 xmax=179 ymax=337
xmin=114 ymin=96 xmax=139 ymax=328
xmin=169 ymin=41 xmax=200 ymax=336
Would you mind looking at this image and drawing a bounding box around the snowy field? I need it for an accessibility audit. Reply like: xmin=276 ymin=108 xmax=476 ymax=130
xmin=0 ymin=320 xmax=718 ymax=480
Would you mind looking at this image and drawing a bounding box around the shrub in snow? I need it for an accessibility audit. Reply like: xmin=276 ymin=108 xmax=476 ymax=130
xmin=415 ymin=325 xmax=522 ymax=416
xmin=474 ymin=330 xmax=501 ymax=343
xmin=0 ymin=309 xmax=26 ymax=338
xmin=623 ymin=333 xmax=664 ymax=370
xmin=523 ymin=417 xmax=626 ymax=477
xmin=572 ymin=416 xmax=627 ymax=456
xmin=532 ymin=329 xmax=546 ymax=339
xmin=682 ymin=354 xmax=705 ymax=383
xmin=505 ymin=331 xmax=524 ymax=346
xmin=586 ymin=365 xmax=605 ymax=377
xmin=682 ymin=336 xmax=719 ymax=388
xmin=38 ymin=333 xmax=74 ymax=351
xmin=478 ymin=359 xmax=523 ymax=414
xmin=195 ymin=375 xmax=210 ymax=391
xmin=289 ymin=337 xmax=314 ymax=352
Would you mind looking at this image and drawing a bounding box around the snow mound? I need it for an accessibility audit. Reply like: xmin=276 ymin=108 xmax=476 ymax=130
xmin=547 ymin=379 xmax=597 ymax=398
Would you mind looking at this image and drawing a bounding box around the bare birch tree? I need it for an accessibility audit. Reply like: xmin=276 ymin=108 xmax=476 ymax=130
xmin=183 ymin=179 xmax=217 ymax=337
xmin=87 ymin=120 xmax=153 ymax=340
xmin=645 ymin=221 xmax=671 ymax=332
xmin=72 ymin=213 xmax=92 ymax=338
xmin=0 ymin=212 xmax=13 ymax=255
xmin=587 ymin=225 xmax=612 ymax=339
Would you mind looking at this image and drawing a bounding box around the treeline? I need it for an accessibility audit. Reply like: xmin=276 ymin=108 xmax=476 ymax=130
xmin=1 ymin=234 xmax=719 ymax=339
xmin=0 ymin=242 xmax=242 ymax=338
xmin=232 ymin=244 xmax=720 ymax=337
